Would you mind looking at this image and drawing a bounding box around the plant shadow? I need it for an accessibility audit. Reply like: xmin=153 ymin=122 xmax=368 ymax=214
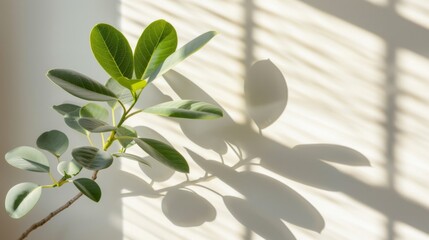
xmin=120 ymin=60 xmax=374 ymax=239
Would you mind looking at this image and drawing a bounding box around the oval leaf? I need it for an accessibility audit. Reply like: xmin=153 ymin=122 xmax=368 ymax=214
xmin=115 ymin=126 xmax=137 ymax=148
xmin=90 ymin=23 xmax=133 ymax=80
xmin=113 ymin=153 xmax=150 ymax=166
xmin=148 ymin=31 xmax=217 ymax=82
xmin=64 ymin=108 xmax=87 ymax=135
xmin=53 ymin=103 xmax=81 ymax=116
xmin=36 ymin=130 xmax=69 ymax=157
xmin=134 ymin=19 xmax=177 ymax=80
xmin=143 ymin=100 xmax=223 ymax=119
xmin=5 ymin=182 xmax=42 ymax=219
xmin=78 ymin=118 xmax=116 ymax=133
xmin=47 ymin=69 xmax=117 ymax=101
xmin=134 ymin=138 xmax=189 ymax=173
xmin=106 ymin=78 xmax=134 ymax=108
xmin=5 ymin=146 xmax=50 ymax=172
xmin=72 ymin=146 xmax=113 ymax=170
xmin=57 ymin=160 xmax=82 ymax=177
xmin=73 ymin=178 xmax=101 ymax=202
xmin=80 ymin=103 xmax=109 ymax=122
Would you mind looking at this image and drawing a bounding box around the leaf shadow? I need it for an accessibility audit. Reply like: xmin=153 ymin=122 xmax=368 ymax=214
xmin=187 ymin=149 xmax=325 ymax=233
xmin=161 ymin=189 xmax=216 ymax=227
xmin=244 ymin=59 xmax=288 ymax=129
xmin=223 ymin=196 xmax=296 ymax=240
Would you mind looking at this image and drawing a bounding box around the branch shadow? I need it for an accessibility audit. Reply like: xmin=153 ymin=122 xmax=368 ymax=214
xmin=143 ymin=61 xmax=371 ymax=239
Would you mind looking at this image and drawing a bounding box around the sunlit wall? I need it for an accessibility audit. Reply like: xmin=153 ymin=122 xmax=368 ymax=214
xmin=118 ymin=0 xmax=429 ymax=239
xmin=1 ymin=0 xmax=428 ymax=239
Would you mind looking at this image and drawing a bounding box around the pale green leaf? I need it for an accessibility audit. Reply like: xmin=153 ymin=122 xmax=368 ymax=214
xmin=113 ymin=153 xmax=150 ymax=166
xmin=57 ymin=160 xmax=82 ymax=177
xmin=115 ymin=126 xmax=137 ymax=148
xmin=36 ymin=130 xmax=69 ymax=157
xmin=72 ymin=146 xmax=113 ymax=170
xmin=47 ymin=69 xmax=117 ymax=101
xmin=148 ymin=31 xmax=217 ymax=82
xmin=64 ymin=108 xmax=87 ymax=135
xmin=134 ymin=138 xmax=189 ymax=173
xmin=5 ymin=146 xmax=49 ymax=172
xmin=78 ymin=118 xmax=116 ymax=133
xmin=113 ymin=77 xmax=148 ymax=92
xmin=134 ymin=19 xmax=177 ymax=79
xmin=53 ymin=103 xmax=81 ymax=116
xmin=90 ymin=23 xmax=133 ymax=80
xmin=5 ymin=182 xmax=42 ymax=219
xmin=80 ymin=103 xmax=109 ymax=122
xmin=143 ymin=100 xmax=223 ymax=119
xmin=73 ymin=178 xmax=101 ymax=202
xmin=106 ymin=78 xmax=134 ymax=108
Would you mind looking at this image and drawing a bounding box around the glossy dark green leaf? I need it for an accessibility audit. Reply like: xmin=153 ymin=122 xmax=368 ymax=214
xmin=36 ymin=130 xmax=69 ymax=157
xmin=78 ymin=118 xmax=116 ymax=133
xmin=115 ymin=126 xmax=137 ymax=148
xmin=72 ymin=146 xmax=113 ymax=170
xmin=90 ymin=23 xmax=133 ymax=80
xmin=113 ymin=153 xmax=150 ymax=166
xmin=57 ymin=160 xmax=82 ymax=177
xmin=64 ymin=108 xmax=87 ymax=135
xmin=134 ymin=19 xmax=177 ymax=80
xmin=53 ymin=103 xmax=81 ymax=116
xmin=5 ymin=182 xmax=42 ymax=219
xmin=47 ymin=69 xmax=117 ymax=101
xmin=106 ymin=78 xmax=134 ymax=108
xmin=5 ymin=146 xmax=49 ymax=172
xmin=143 ymin=100 xmax=223 ymax=119
xmin=80 ymin=103 xmax=109 ymax=122
xmin=148 ymin=31 xmax=217 ymax=82
xmin=134 ymin=138 xmax=189 ymax=173
xmin=73 ymin=178 xmax=101 ymax=202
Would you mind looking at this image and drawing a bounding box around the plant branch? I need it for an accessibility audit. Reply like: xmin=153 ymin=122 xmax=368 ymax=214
xmin=103 ymin=99 xmax=138 ymax=150
xmin=18 ymin=171 xmax=99 ymax=240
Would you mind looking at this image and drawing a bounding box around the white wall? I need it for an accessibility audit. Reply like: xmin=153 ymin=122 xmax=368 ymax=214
xmin=1 ymin=0 xmax=429 ymax=239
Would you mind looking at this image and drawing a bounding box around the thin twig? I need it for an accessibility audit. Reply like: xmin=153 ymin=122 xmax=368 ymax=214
xmin=18 ymin=171 xmax=99 ymax=240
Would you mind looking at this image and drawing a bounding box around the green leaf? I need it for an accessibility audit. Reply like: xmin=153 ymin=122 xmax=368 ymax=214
xmin=5 ymin=182 xmax=42 ymax=219
xmin=113 ymin=153 xmax=150 ymax=166
xmin=72 ymin=146 xmax=113 ymax=170
xmin=78 ymin=118 xmax=116 ymax=133
xmin=64 ymin=108 xmax=87 ymax=135
xmin=5 ymin=146 xmax=50 ymax=172
xmin=106 ymin=78 xmax=134 ymax=108
xmin=134 ymin=138 xmax=189 ymax=173
xmin=113 ymin=77 xmax=148 ymax=93
xmin=36 ymin=130 xmax=69 ymax=157
xmin=143 ymin=100 xmax=223 ymax=119
xmin=73 ymin=178 xmax=101 ymax=202
xmin=53 ymin=103 xmax=81 ymax=115
xmin=47 ymin=69 xmax=117 ymax=101
xmin=134 ymin=19 xmax=177 ymax=80
xmin=115 ymin=126 xmax=137 ymax=148
xmin=148 ymin=31 xmax=217 ymax=82
xmin=80 ymin=103 xmax=109 ymax=122
xmin=53 ymin=104 xmax=86 ymax=134
xmin=57 ymin=160 xmax=82 ymax=177
xmin=90 ymin=23 xmax=133 ymax=80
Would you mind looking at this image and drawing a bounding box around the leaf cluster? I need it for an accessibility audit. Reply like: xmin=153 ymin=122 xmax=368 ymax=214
xmin=4 ymin=19 xmax=222 ymax=219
